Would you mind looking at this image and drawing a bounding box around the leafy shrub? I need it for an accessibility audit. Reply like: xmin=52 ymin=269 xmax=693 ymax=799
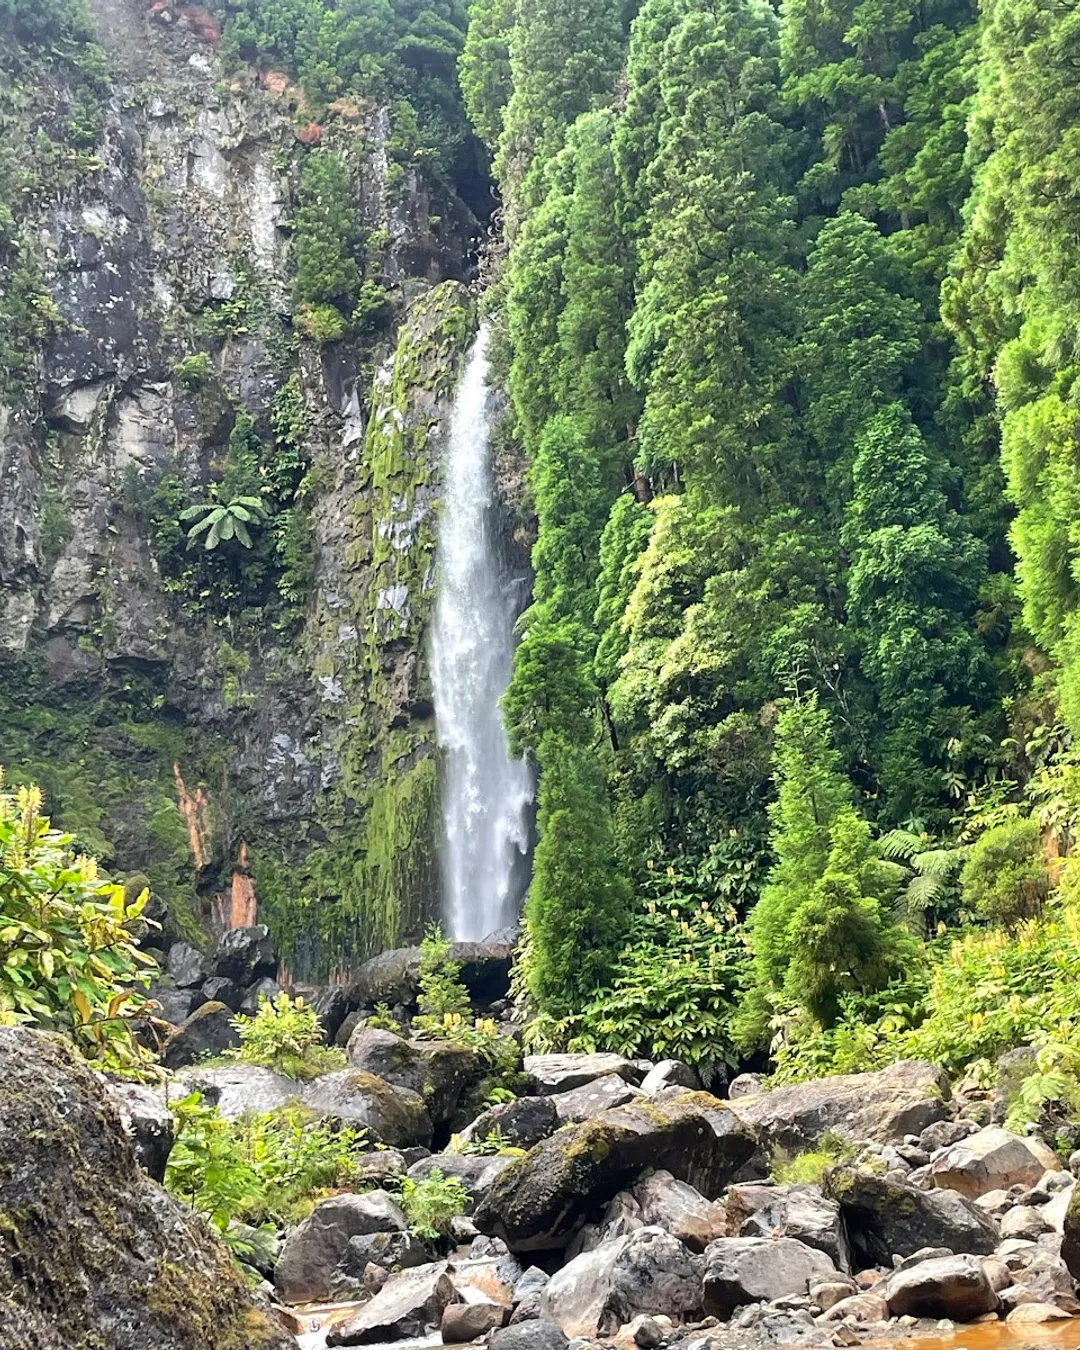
xmin=165 ymin=1092 xmax=373 ymax=1240
xmin=181 ymin=494 xmax=268 ymax=551
xmin=296 ymin=301 xmax=347 ymax=343
xmin=231 ymin=992 xmax=344 ymax=1080
xmin=399 ymin=1167 xmax=469 ymax=1241
xmin=173 ymin=352 xmax=211 ymax=390
xmin=415 ymin=925 xmax=471 ymax=1022
xmin=0 ymin=773 xmax=156 ymax=1069
xmin=771 ymin=1132 xmax=855 ymax=1185
xmin=960 ymin=817 xmax=1049 ymax=926
xmin=1005 ymin=1041 xmax=1080 ymax=1139
xmin=573 ymin=859 xmax=748 ymax=1084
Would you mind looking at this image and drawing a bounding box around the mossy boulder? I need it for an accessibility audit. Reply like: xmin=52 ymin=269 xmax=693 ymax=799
xmin=303 ymin=1069 xmax=433 ymax=1148
xmin=1061 ymin=1183 xmax=1080 ymax=1280
xmin=472 ymin=1090 xmax=756 ymax=1253
xmin=346 ymin=1027 xmax=485 ymax=1127
xmin=0 ymin=1027 xmax=293 ymax=1349
xmin=823 ymin=1166 xmax=999 ymax=1267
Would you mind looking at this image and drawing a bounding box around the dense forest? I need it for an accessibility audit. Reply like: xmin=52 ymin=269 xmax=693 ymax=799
xmin=5 ymin=0 xmax=1080 ymax=1100
xmin=470 ymin=0 xmax=1080 ymax=1090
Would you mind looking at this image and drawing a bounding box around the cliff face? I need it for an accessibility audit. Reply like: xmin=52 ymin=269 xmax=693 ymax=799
xmin=0 ymin=0 xmax=505 ymax=973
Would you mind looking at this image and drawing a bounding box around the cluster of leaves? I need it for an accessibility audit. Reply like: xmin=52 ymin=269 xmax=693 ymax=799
xmin=0 ymin=772 xmax=157 ymax=1070
xmin=412 ymin=927 xmax=520 ymax=1077
xmin=165 ymin=1092 xmax=373 ymax=1242
xmin=230 ymin=991 xmax=345 ymax=1080
xmin=398 ymin=1167 xmax=469 ymax=1241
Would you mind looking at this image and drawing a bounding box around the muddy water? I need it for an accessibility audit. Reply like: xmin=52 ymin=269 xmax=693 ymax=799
xmin=893 ymin=1320 xmax=1080 ymax=1350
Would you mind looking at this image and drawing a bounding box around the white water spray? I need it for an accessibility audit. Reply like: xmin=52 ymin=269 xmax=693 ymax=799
xmin=431 ymin=323 xmax=533 ymax=941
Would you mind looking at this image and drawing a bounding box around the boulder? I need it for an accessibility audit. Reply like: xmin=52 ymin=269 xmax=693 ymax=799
xmin=200 ymin=975 xmax=243 ymax=1011
xmin=103 ymin=1078 xmax=175 ymax=1181
xmin=326 ymin=1261 xmax=458 ymax=1344
xmin=630 ymin=1172 xmax=726 ymax=1252
xmin=818 ymin=1292 xmax=888 ymax=1323
xmin=337 ymin=1231 xmax=434 ymax=1286
xmin=540 ymin=1229 xmax=703 ymax=1338
xmin=173 ymin=1063 xmax=298 ymax=1118
xmin=930 ymin=1127 xmax=1059 ymax=1200
xmin=489 ymin=1322 xmax=569 ymax=1350
xmin=474 ymin=1091 xmax=756 ymax=1252
xmin=303 ymin=1071 xmax=433 ymax=1148
xmin=525 ymin=1054 xmax=641 ymax=1094
xmin=514 ymin=1269 xmax=550 ymax=1304
xmin=161 ymin=1000 xmax=240 ymax=1068
xmin=442 ymin=1301 xmax=509 ymax=1342
xmin=1006 ymin=1303 xmax=1072 ymax=1322
xmin=146 ymin=980 xmax=199 ymax=1026
xmin=240 ymin=976 xmax=282 ymax=1014
xmin=640 ymin=1061 xmax=702 ymax=1095
xmin=809 ymin=1277 xmax=859 ymax=1311
xmin=883 ymin=1254 xmax=998 ymax=1321
xmin=346 ymin=941 xmax=513 ymax=1009
xmin=726 ymin=1183 xmax=850 ymax=1270
xmin=346 ymin=1028 xmax=484 ymax=1126
xmin=728 ymin=1074 xmax=765 ymax=1100
xmin=553 ymin=1075 xmax=641 ymax=1122
xmin=408 ymin=1153 xmax=514 ymax=1203
xmin=1000 ymin=1251 xmax=1080 ymax=1312
xmin=730 ymin=1060 xmax=950 ymax=1151
xmin=308 ymin=985 xmax=351 ymax=1043
xmin=210 ymin=924 xmax=277 ymax=985
xmin=702 ymin=1236 xmax=836 ymax=1317
xmin=167 ymin=940 xmax=210 ymax=989
xmin=0 ymin=1027 xmax=292 ymax=1349
xmin=824 ymin=1167 xmax=999 ymax=1266
xmin=1062 ymin=1183 xmax=1080 ymax=1278
xmin=458 ymin=1096 xmax=559 ymax=1151
xmin=275 ymin=1190 xmax=408 ymax=1303
xmin=1000 ymin=1205 xmax=1050 ymax=1240
xmin=1041 ymin=1179 xmax=1074 ymax=1233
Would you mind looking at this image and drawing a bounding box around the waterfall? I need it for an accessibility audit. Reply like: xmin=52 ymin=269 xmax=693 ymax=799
xmin=430 ymin=322 xmax=533 ymax=941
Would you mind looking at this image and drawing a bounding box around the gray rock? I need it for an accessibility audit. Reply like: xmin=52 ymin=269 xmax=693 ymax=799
xmin=459 ymin=1096 xmax=559 ymax=1151
xmin=824 ymin=1167 xmax=999 ymax=1266
xmin=408 ymin=1152 xmax=514 ymax=1203
xmin=895 ymin=1246 xmax=955 ymax=1270
xmin=200 ymin=975 xmax=243 ymax=1011
xmin=728 ymin=1074 xmax=766 ymax=1100
xmin=930 ymin=1127 xmax=1059 ymax=1199
xmin=730 ymin=1060 xmax=950 ymax=1152
xmin=303 ymin=1070 xmax=434 ymax=1148
xmin=346 ymin=941 xmax=512 ymax=1008
xmin=167 ymin=940 xmax=210 ymax=989
xmin=726 ymin=1183 xmax=851 ymax=1271
xmin=514 ymin=1268 xmax=551 ymax=1304
xmin=338 ymin=1231 xmax=434 ymax=1285
xmin=347 ymin=1027 xmax=486 ymax=1127
xmin=817 ymin=1292 xmax=888 ymax=1323
xmin=240 ymin=976 xmax=282 ymax=1014
xmin=211 ymin=924 xmax=277 ymax=985
xmin=307 ymin=984 xmax=352 ymax=1043
xmin=162 ymin=1000 xmax=241 ymax=1068
xmin=540 ymin=1228 xmax=703 ymax=1338
xmin=474 ymin=1091 xmax=756 ymax=1253
xmin=510 ymin=1293 xmax=544 ymax=1324
xmin=883 ymin=1254 xmax=998 ymax=1321
xmin=1000 ymin=1205 xmax=1051 ymax=1240
xmin=640 ymin=1061 xmax=702 ymax=1095
xmin=275 ymin=1190 xmax=408 ymax=1303
xmin=997 ymin=1251 xmax=1080 ymax=1312
xmin=103 ymin=1078 xmax=175 ymax=1181
xmin=488 ymin=1322 xmax=570 ymax=1350
xmin=702 ymin=1236 xmax=836 ymax=1317
xmin=442 ymin=1301 xmax=509 ymax=1342
xmin=147 ymin=980 xmax=199 ymax=1026
xmin=920 ymin=1119 xmax=980 ymax=1154
xmin=0 ymin=1027 xmax=292 ymax=1348
xmin=553 ymin=1074 xmax=641 ymax=1122
xmin=173 ymin=1063 xmax=299 ymax=1117
xmin=326 ymin=1261 xmax=458 ymax=1344
xmin=630 ymin=1171 xmax=726 ymax=1253
xmin=525 ymin=1054 xmax=643 ymax=1094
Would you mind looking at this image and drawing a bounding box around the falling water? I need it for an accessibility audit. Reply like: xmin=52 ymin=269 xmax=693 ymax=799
xmin=430 ymin=323 xmax=533 ymax=941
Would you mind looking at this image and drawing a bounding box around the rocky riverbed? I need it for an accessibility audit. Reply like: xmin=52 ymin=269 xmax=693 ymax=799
xmin=6 ymin=937 xmax=1080 ymax=1350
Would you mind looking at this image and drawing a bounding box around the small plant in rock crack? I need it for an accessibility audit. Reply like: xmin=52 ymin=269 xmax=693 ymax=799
xmin=181 ymin=494 xmax=269 ymax=550
xmin=399 ymin=1167 xmax=470 ymax=1242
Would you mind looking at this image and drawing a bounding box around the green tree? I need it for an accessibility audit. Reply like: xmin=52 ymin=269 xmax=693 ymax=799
xmin=524 ymin=735 xmax=631 ymax=1013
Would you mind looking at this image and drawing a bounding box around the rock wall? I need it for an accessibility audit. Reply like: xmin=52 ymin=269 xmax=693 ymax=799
xmin=0 ymin=0 xmax=515 ymax=973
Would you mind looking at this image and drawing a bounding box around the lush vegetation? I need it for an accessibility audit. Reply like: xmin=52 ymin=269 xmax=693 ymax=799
xmin=229 ymin=991 xmax=346 ymax=1080
xmin=0 ymin=773 xmax=156 ymax=1070
xmin=476 ymin=0 xmax=1080 ymax=1096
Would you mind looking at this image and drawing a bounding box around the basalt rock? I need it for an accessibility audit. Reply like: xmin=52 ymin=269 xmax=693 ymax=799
xmin=346 ymin=1027 xmax=486 ymax=1127
xmin=275 ymin=1190 xmax=408 ymax=1304
xmin=0 ymin=1027 xmax=292 ymax=1349
xmin=161 ymin=1000 xmax=240 ymax=1068
xmin=474 ymin=1091 xmax=756 ymax=1252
